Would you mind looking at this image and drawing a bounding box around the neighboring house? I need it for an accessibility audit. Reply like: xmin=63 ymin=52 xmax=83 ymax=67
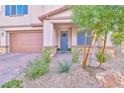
xmin=0 ymin=5 xmax=113 ymax=55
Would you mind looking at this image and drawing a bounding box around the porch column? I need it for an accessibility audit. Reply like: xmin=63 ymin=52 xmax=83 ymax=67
xmin=0 ymin=30 xmax=8 ymax=54
xmin=43 ymin=20 xmax=54 ymax=47
xmin=71 ymin=27 xmax=77 ymax=46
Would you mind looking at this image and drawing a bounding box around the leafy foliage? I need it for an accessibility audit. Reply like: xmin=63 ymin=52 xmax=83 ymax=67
xmin=67 ymin=48 xmax=72 ymax=52
xmin=25 ymin=48 xmax=51 ymax=79
xmin=111 ymin=32 xmax=124 ymax=46
xmin=42 ymin=48 xmax=51 ymax=63
xmin=72 ymin=6 xmax=124 ymax=66
xmin=96 ymin=51 xmax=108 ymax=63
xmin=57 ymin=48 xmax=60 ymax=52
xmin=72 ymin=6 xmax=120 ymax=35
xmin=58 ymin=61 xmax=72 ymax=73
xmin=72 ymin=49 xmax=80 ymax=63
xmin=1 ymin=80 xmax=23 ymax=88
xmin=25 ymin=59 xmax=49 ymax=80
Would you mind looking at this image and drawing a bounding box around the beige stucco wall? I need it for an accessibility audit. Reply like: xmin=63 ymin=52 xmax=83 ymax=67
xmin=71 ymin=26 xmax=77 ymax=46
xmin=0 ymin=5 xmax=40 ymax=26
xmin=0 ymin=5 xmax=62 ymax=27
xmin=44 ymin=5 xmax=63 ymax=12
xmin=3 ymin=27 xmax=43 ymax=31
xmin=96 ymin=32 xmax=113 ymax=47
xmin=50 ymin=9 xmax=72 ymax=18
xmin=43 ymin=20 xmax=55 ymax=47
xmin=106 ymin=32 xmax=113 ymax=47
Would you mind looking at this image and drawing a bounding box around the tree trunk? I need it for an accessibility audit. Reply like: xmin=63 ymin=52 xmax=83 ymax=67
xmin=99 ymin=32 xmax=108 ymax=67
xmin=82 ymin=32 xmax=88 ymax=65
xmin=82 ymin=32 xmax=95 ymax=67
xmin=83 ymin=32 xmax=88 ymax=60
xmin=102 ymin=33 xmax=107 ymax=53
xmin=92 ymin=36 xmax=98 ymax=63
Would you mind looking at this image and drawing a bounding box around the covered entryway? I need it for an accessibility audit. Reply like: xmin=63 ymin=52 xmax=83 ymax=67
xmin=10 ymin=31 xmax=43 ymax=53
xmin=40 ymin=6 xmax=76 ymax=52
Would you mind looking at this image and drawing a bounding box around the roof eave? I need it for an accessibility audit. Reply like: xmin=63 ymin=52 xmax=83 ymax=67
xmin=38 ymin=6 xmax=71 ymax=22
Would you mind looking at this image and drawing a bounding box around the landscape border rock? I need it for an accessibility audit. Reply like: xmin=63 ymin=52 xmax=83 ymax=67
xmin=96 ymin=70 xmax=124 ymax=88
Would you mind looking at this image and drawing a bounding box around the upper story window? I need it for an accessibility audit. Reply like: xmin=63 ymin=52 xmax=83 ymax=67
xmin=5 ymin=5 xmax=28 ymax=16
xmin=77 ymin=31 xmax=92 ymax=45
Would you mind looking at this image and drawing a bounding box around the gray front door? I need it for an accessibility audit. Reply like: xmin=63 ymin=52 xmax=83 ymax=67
xmin=60 ymin=31 xmax=68 ymax=52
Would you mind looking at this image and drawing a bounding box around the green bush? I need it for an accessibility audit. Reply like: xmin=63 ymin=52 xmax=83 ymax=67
xmin=67 ymin=48 xmax=72 ymax=52
xmin=25 ymin=59 xmax=49 ymax=80
xmin=1 ymin=80 xmax=23 ymax=88
xmin=42 ymin=48 xmax=51 ymax=63
xmin=72 ymin=50 xmax=80 ymax=63
xmin=57 ymin=48 xmax=60 ymax=51
xmin=96 ymin=51 xmax=108 ymax=63
xmin=58 ymin=61 xmax=72 ymax=73
xmin=25 ymin=48 xmax=51 ymax=79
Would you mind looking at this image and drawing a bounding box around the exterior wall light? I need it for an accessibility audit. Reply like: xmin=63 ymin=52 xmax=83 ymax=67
xmin=1 ymin=32 xmax=4 ymax=36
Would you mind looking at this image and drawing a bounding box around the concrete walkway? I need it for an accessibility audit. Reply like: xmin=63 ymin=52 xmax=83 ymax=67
xmin=0 ymin=53 xmax=40 ymax=86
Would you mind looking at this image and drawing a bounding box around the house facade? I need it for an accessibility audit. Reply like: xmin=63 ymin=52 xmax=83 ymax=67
xmin=0 ymin=5 xmax=114 ymax=55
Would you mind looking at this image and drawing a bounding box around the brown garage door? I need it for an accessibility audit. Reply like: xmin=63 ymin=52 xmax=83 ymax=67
xmin=10 ymin=31 xmax=43 ymax=53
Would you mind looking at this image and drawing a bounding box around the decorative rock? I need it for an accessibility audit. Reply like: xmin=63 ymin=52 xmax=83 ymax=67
xmin=96 ymin=70 xmax=124 ymax=88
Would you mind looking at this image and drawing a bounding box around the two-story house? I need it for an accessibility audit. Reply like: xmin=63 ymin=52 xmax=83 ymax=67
xmin=0 ymin=5 xmax=113 ymax=55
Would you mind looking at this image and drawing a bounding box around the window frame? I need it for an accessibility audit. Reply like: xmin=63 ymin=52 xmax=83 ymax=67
xmin=77 ymin=31 xmax=92 ymax=46
xmin=5 ymin=5 xmax=28 ymax=16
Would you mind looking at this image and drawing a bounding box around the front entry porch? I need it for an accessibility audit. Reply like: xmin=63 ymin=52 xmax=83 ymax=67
xmin=43 ymin=21 xmax=77 ymax=55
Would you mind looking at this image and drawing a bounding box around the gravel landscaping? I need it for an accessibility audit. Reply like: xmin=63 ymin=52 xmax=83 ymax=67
xmin=15 ymin=53 xmax=124 ymax=88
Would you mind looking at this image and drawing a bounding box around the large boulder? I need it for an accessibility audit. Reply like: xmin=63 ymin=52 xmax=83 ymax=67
xmin=96 ymin=70 xmax=124 ymax=88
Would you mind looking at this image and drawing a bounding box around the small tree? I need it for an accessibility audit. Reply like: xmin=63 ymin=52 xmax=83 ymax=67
xmin=72 ymin=5 xmax=124 ymax=67
xmin=111 ymin=6 xmax=124 ymax=55
xmin=112 ymin=32 xmax=122 ymax=54
xmin=72 ymin=6 xmax=99 ymax=67
xmin=72 ymin=6 xmax=116 ymax=67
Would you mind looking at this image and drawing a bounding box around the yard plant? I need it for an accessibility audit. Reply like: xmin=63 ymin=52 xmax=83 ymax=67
xmin=96 ymin=51 xmax=109 ymax=67
xmin=72 ymin=49 xmax=80 ymax=63
xmin=25 ymin=58 xmax=49 ymax=80
xmin=67 ymin=48 xmax=72 ymax=52
xmin=42 ymin=48 xmax=51 ymax=63
xmin=112 ymin=32 xmax=124 ymax=54
xmin=57 ymin=48 xmax=60 ymax=52
xmin=72 ymin=5 xmax=124 ymax=67
xmin=1 ymin=80 xmax=23 ymax=88
xmin=58 ymin=61 xmax=72 ymax=73
xmin=25 ymin=48 xmax=51 ymax=79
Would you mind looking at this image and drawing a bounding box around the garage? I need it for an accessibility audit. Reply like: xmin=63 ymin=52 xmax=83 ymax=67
xmin=10 ymin=31 xmax=43 ymax=53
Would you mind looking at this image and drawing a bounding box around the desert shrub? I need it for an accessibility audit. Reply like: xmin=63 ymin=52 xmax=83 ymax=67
xmin=72 ymin=49 xmax=80 ymax=63
xmin=1 ymin=80 xmax=23 ymax=88
xmin=67 ymin=48 xmax=72 ymax=52
xmin=58 ymin=61 xmax=72 ymax=73
xmin=96 ymin=51 xmax=109 ymax=63
xmin=57 ymin=48 xmax=60 ymax=52
xmin=42 ymin=48 xmax=51 ymax=63
xmin=25 ymin=59 xmax=49 ymax=80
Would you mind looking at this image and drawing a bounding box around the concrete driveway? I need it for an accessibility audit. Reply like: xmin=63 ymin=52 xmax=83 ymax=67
xmin=0 ymin=53 xmax=40 ymax=86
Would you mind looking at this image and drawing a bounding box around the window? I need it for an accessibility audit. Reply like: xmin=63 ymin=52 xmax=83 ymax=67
xmin=5 ymin=5 xmax=28 ymax=16
xmin=77 ymin=31 xmax=92 ymax=45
